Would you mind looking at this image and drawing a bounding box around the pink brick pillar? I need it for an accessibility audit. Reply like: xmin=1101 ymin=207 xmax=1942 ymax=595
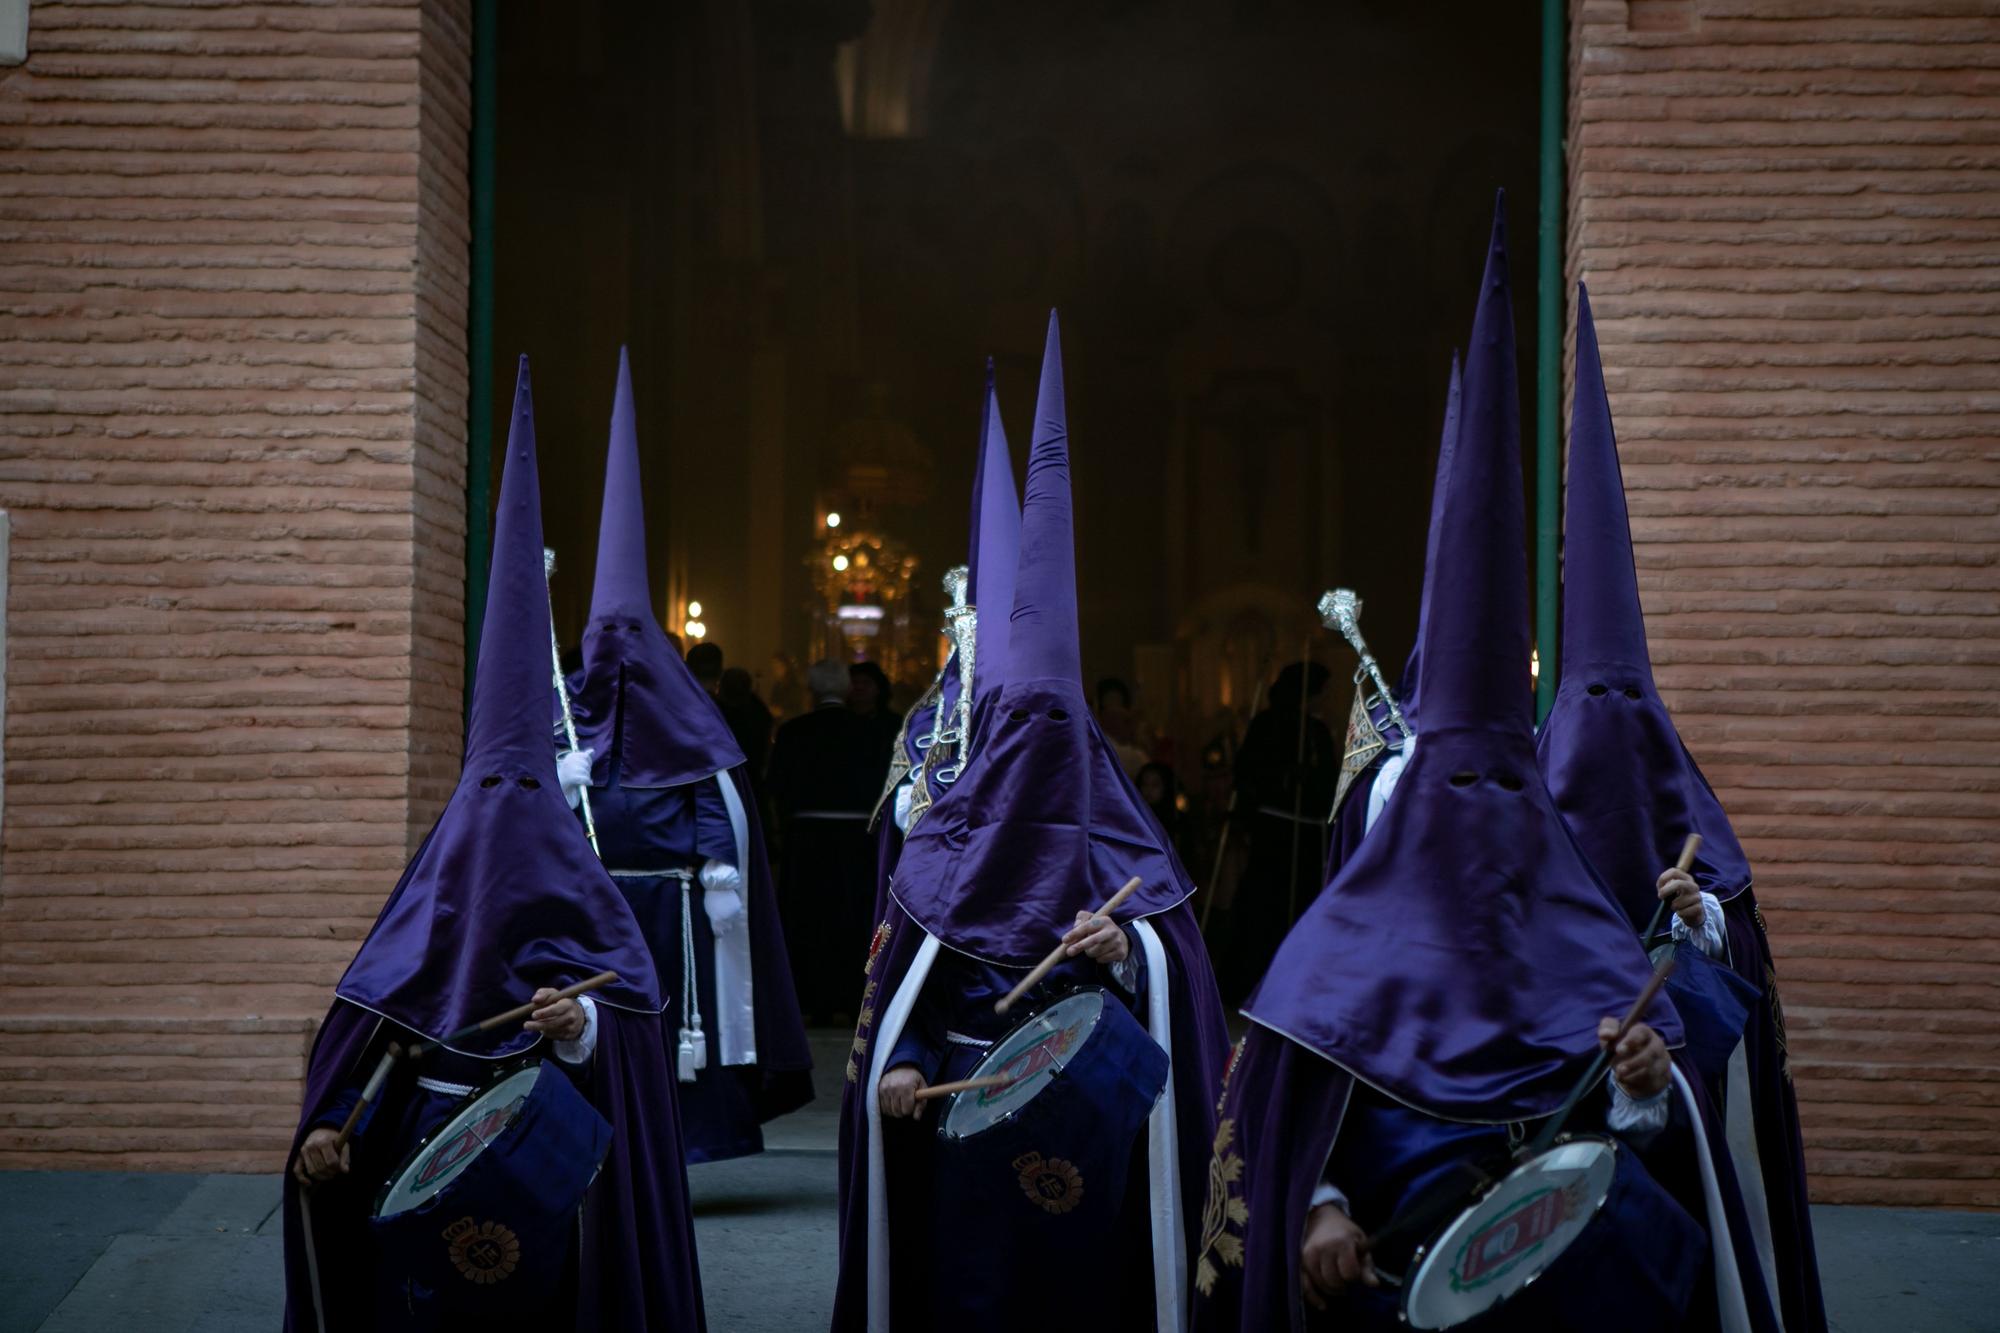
xmin=1569 ymin=0 xmax=2000 ymax=1206
xmin=0 ymin=1 xmax=472 ymax=1170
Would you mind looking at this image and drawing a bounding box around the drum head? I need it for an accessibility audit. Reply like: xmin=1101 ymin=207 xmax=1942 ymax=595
xmin=940 ymin=990 xmax=1106 ymax=1140
xmin=375 ymin=1066 xmax=540 ymax=1219
xmin=1402 ymin=1136 xmax=1619 ymax=1330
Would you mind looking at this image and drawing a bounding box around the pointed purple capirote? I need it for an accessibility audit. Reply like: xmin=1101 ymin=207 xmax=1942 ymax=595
xmin=973 ymin=364 xmax=1022 ymax=698
xmin=1245 ymin=197 xmax=1682 ymax=1122
xmin=1396 ymin=352 xmax=1463 ymax=721
xmin=337 ymin=357 xmax=662 ymax=1051
xmin=1537 ymin=286 xmax=1752 ymax=921
xmin=1007 ymin=315 xmax=1081 ymax=687
xmin=570 ymin=347 xmax=744 ymax=789
xmin=893 ymin=312 xmax=1191 ymax=964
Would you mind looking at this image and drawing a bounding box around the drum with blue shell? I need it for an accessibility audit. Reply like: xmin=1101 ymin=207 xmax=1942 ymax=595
xmin=370 ymin=1061 xmax=611 ymax=1331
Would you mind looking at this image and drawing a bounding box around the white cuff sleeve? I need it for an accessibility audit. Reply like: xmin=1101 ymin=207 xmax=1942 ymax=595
xmin=1363 ymin=738 xmax=1414 ymax=837
xmin=1109 ymin=949 xmax=1143 ymax=994
xmin=892 ymin=779 xmax=916 ymax=833
xmin=1309 ymin=1180 xmax=1352 ymax=1215
xmin=553 ymin=995 xmax=599 ymax=1065
xmin=698 ymin=859 xmax=744 ymax=895
xmin=1669 ymin=890 xmax=1726 ymax=959
xmin=1607 ymin=1074 xmax=1671 ymax=1140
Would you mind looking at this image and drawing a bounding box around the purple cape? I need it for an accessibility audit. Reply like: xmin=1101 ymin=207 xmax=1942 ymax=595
xmin=335 ymin=356 xmax=660 ymax=1050
xmin=1537 ymin=286 xmax=1823 ymax=1330
xmin=1535 ymin=287 xmax=1751 ymax=926
xmin=1245 ymin=195 xmax=1683 ymax=1124
xmin=570 ymin=347 xmax=745 ymax=790
xmin=893 ymin=315 xmax=1196 ymax=961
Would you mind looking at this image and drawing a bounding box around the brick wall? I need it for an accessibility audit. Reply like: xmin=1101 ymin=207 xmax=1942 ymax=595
xmin=1569 ymin=0 xmax=2000 ymax=1206
xmin=0 ymin=0 xmax=472 ymax=1171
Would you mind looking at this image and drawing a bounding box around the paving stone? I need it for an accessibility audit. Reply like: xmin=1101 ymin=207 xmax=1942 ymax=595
xmin=36 ymin=1234 xmax=283 ymax=1333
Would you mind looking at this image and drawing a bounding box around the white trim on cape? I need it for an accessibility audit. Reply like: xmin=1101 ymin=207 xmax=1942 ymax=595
xmin=712 ymin=769 xmax=757 ymax=1066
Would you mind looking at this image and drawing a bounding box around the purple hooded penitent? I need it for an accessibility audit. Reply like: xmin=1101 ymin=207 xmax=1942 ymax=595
xmin=1245 ymin=197 xmax=1682 ymax=1124
xmin=1537 ymin=287 xmax=1825 ymax=1332
xmin=833 ymin=320 xmax=1230 ymax=1331
xmin=285 ymin=358 xmax=706 ymax=1333
xmin=570 ymin=347 xmax=744 ymax=789
xmin=336 ymin=358 xmax=661 ymax=1044
xmin=1536 ymin=286 xmax=1752 ymax=925
xmin=569 ymin=347 xmax=812 ymax=1161
xmin=892 ymin=316 xmax=1193 ymax=961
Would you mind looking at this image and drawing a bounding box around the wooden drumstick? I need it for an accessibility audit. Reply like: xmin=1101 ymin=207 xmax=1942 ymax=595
xmin=995 ymin=876 xmax=1144 ymax=1015
xmin=1640 ymin=833 xmax=1703 ymax=945
xmin=407 ymin=970 xmax=620 ymax=1062
xmin=1525 ymin=948 xmax=1678 ymax=1156
xmin=331 ymin=1041 xmax=403 ymax=1154
xmin=912 ymin=1074 xmax=1016 ymax=1103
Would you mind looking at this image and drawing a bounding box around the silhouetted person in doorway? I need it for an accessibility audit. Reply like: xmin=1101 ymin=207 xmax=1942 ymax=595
xmin=768 ymin=660 xmax=884 ymax=1023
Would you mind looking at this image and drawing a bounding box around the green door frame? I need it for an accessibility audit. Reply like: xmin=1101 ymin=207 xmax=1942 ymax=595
xmin=1536 ymin=0 xmax=1564 ymax=723
xmin=464 ymin=0 xmax=498 ymax=716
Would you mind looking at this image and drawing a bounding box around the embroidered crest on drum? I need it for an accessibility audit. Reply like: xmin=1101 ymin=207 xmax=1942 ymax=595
xmin=1194 ymin=1114 xmax=1248 ymax=1296
xmin=1447 ymin=1179 xmax=1588 ymax=1293
xmin=443 ymin=1215 xmax=522 ymax=1285
xmin=1013 ymin=1151 xmax=1084 ymax=1215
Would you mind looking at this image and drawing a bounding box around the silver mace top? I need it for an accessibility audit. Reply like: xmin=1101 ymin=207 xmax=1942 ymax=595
xmin=1318 ymin=588 xmax=1412 ymax=746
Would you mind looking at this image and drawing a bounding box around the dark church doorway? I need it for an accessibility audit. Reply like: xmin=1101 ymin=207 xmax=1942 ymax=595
xmin=489 ymin=1 xmax=1541 ymax=764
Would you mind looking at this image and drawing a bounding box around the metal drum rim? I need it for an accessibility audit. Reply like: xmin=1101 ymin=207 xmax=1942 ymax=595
xmin=1398 ymin=1132 xmax=1622 ymax=1330
xmin=937 ymin=986 xmax=1112 ymax=1143
xmin=370 ymin=1061 xmax=543 ymax=1219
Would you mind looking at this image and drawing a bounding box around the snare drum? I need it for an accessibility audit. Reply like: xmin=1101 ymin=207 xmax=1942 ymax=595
xmin=931 ymin=989 xmax=1169 ymax=1325
xmin=370 ymin=1062 xmax=611 ymax=1331
xmin=1398 ymin=1135 xmax=1704 ymax=1332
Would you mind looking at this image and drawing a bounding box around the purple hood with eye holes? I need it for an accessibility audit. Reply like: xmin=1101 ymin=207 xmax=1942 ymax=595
xmin=1535 ymin=285 xmax=1752 ymax=929
xmin=335 ymin=357 xmax=662 ymax=1053
xmin=1242 ymin=197 xmax=1682 ymax=1123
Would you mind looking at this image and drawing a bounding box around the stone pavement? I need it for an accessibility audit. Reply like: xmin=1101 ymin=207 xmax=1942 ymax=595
xmin=2 ymin=1033 xmax=1994 ymax=1332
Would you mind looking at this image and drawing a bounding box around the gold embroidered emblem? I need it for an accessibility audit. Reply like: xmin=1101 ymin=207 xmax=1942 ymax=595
xmin=443 ymin=1216 xmax=520 ymax=1285
xmin=848 ymin=919 xmax=895 ymax=1083
xmin=1196 ymin=1038 xmax=1251 ymax=1298
xmin=1013 ymin=1151 xmax=1084 ymax=1215
xmin=1195 ymin=1117 xmax=1249 ymax=1296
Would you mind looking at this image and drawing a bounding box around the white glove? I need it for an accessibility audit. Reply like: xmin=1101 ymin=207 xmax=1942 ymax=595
xmin=699 ymin=859 xmax=744 ymax=934
xmin=556 ymin=748 xmax=594 ymax=810
xmin=892 ymin=779 xmax=916 ymax=833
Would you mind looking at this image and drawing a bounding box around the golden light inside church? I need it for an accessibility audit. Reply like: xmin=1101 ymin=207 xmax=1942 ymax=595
xmin=825 ymin=511 xmax=842 ymax=528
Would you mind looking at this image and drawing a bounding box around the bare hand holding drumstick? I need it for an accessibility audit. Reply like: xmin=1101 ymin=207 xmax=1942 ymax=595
xmin=879 ymin=1065 xmax=929 ymax=1120
xmin=1062 ymin=909 xmax=1130 ymax=965
xmin=1301 ymin=1203 xmax=1378 ymax=1306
